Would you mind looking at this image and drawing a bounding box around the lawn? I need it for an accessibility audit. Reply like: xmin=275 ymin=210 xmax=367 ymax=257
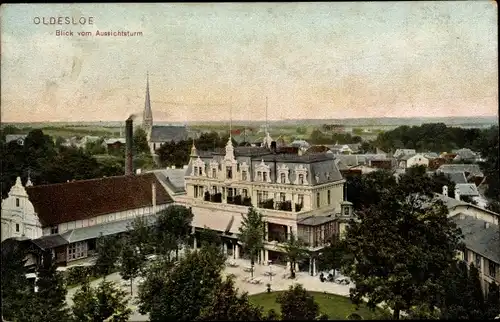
xmin=249 ymin=291 xmax=381 ymax=320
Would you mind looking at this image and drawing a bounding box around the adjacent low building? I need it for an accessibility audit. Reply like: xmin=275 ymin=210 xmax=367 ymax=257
xmin=1 ymin=173 xmax=174 ymax=267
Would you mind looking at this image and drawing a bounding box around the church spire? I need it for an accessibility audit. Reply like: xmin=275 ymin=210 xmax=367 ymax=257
xmin=190 ymin=137 xmax=198 ymax=157
xmin=143 ymin=71 xmax=153 ymax=130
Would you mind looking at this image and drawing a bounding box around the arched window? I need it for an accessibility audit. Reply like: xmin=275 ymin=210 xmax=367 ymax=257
xmin=298 ymin=174 xmax=304 ymax=185
xmin=280 ymin=173 xmax=286 ymax=184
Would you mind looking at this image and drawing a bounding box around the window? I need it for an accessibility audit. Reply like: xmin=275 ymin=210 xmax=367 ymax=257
xmin=298 ymin=194 xmax=304 ymax=205
xmin=344 ymin=206 xmax=349 ymax=216
xmin=194 ymin=166 xmax=198 ymax=176
xmin=257 ymin=171 xmax=262 ymax=182
xmin=242 ymin=171 xmax=247 ymax=181
xmin=199 ymin=167 xmax=202 ymax=176
xmin=226 ymin=166 xmax=232 ymax=179
xmin=280 ymin=193 xmax=286 ymax=202
xmin=464 ymin=249 xmax=469 ymax=262
xmin=257 ymin=191 xmax=263 ymax=204
xmin=316 ymin=192 xmax=320 ymax=208
xmin=16 ymin=198 xmax=20 ymax=207
xmin=194 ymin=185 xmax=199 ymax=198
xmin=488 ymin=259 xmax=497 ymax=278
xmin=212 ymin=186 xmax=217 ymax=194
xmin=298 ymin=174 xmax=304 ymax=185
xmin=227 ymin=188 xmax=234 ymax=198
xmin=68 ymin=242 xmax=87 ymax=261
xmin=263 ymin=172 xmax=267 ymax=182
xmin=51 ymin=226 xmax=59 ymax=234
xmin=327 ymin=190 xmax=331 ymax=205
xmin=15 ymin=224 xmax=20 ymax=232
xmin=280 ymin=173 xmax=286 ymax=184
xmin=475 ymin=253 xmax=481 ymax=268
xmin=242 ymin=189 xmax=248 ymax=198
xmin=212 ymin=168 xmax=217 ymax=178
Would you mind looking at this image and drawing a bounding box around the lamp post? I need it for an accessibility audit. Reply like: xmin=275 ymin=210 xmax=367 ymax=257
xmin=268 ymin=260 xmax=273 ymax=282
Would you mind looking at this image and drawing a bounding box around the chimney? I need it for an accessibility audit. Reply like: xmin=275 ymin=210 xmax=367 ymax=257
xmin=442 ymin=185 xmax=448 ymax=197
xmin=152 ymin=182 xmax=157 ymax=215
xmin=136 ymin=169 xmax=142 ymax=175
xmin=455 ymin=187 xmax=461 ymax=201
xmin=125 ymin=118 xmax=134 ymax=175
xmin=270 ymin=141 xmax=277 ymax=154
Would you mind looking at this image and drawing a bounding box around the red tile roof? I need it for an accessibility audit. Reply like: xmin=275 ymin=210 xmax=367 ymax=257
xmin=26 ymin=173 xmax=173 ymax=227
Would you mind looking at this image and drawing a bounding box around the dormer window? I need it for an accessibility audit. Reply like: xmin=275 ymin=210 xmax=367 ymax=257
xmin=16 ymin=198 xmax=19 ymax=207
xmin=212 ymin=168 xmax=217 ymax=178
xmin=226 ymin=166 xmax=233 ymax=179
xmin=199 ymin=167 xmax=202 ymax=176
xmin=242 ymin=171 xmax=247 ymax=181
xmin=263 ymin=172 xmax=268 ymax=182
xmin=280 ymin=173 xmax=286 ymax=184
xmin=194 ymin=166 xmax=198 ymax=176
xmin=298 ymin=174 xmax=304 ymax=185
xmin=51 ymin=226 xmax=59 ymax=234
xmin=16 ymin=224 xmax=20 ymax=232
xmin=257 ymin=171 xmax=263 ymax=182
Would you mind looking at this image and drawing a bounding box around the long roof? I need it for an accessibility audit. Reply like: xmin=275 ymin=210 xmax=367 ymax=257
xmin=26 ymin=173 xmax=173 ymax=226
xmin=150 ymin=125 xmax=188 ymax=143
xmin=452 ymin=214 xmax=500 ymax=264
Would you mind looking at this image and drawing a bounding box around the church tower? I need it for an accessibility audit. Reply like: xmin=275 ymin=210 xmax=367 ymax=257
xmin=143 ymin=72 xmax=153 ymax=132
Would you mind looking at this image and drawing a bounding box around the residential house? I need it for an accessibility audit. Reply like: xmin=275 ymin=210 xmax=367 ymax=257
xmin=436 ymin=189 xmax=500 ymax=293
xmin=440 ymin=152 xmax=458 ymax=162
xmin=393 ymin=149 xmax=416 ymax=159
xmin=1 ymin=173 xmax=174 ymax=267
xmin=437 ymin=164 xmax=484 ymax=186
xmin=455 ymin=183 xmax=480 ymax=198
xmin=444 ymin=171 xmax=469 ymax=185
xmin=104 ymin=138 xmax=126 ymax=152
xmin=329 ymin=143 xmax=361 ymax=155
xmin=453 ymin=148 xmax=478 ymax=162
xmin=428 ymin=157 xmax=448 ymax=170
xmin=178 ymin=139 xmax=353 ymax=275
xmin=369 ymin=159 xmax=395 ymax=170
xmin=304 ymin=145 xmax=331 ymax=155
xmin=5 ymin=134 xmax=27 ymax=145
xmin=405 ymin=153 xmax=429 ymax=169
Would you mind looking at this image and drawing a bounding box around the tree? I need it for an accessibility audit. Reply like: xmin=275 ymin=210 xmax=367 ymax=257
xmin=342 ymin=192 xmax=463 ymax=320
xmin=485 ymin=282 xmax=500 ymax=319
xmin=345 ymin=169 xmax=396 ymax=210
xmin=238 ymin=207 xmax=265 ymax=278
xmin=198 ymin=226 xmax=222 ymax=247
xmin=1 ymin=240 xmax=32 ymax=321
xmin=128 ymin=215 xmax=155 ymax=258
xmin=138 ymin=244 xmax=226 ymax=322
xmin=465 ymin=263 xmax=485 ymax=319
xmin=487 ymin=201 xmax=500 ymax=214
xmin=316 ymin=235 xmax=349 ymax=273
xmin=154 ymin=205 xmax=194 ymax=260
xmin=277 ymin=284 xmax=320 ymax=320
xmin=95 ymin=234 xmax=123 ymax=277
xmin=280 ymin=231 xmax=308 ymax=279
xmin=265 ymin=309 xmax=281 ymax=320
xmin=119 ymin=236 xmax=146 ymax=295
xmin=71 ymin=279 xmax=132 ymax=322
xmin=133 ymin=127 xmax=150 ymax=154
xmin=196 ymin=277 xmax=264 ymax=321
xmin=29 ymin=252 xmax=71 ymax=322
xmin=439 ymin=260 xmax=470 ymax=319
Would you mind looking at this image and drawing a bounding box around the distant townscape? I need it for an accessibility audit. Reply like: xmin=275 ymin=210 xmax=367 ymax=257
xmin=1 ymin=74 xmax=499 ymax=322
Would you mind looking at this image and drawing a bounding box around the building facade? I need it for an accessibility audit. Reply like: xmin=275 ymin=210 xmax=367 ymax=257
xmin=177 ymin=138 xmax=353 ymax=275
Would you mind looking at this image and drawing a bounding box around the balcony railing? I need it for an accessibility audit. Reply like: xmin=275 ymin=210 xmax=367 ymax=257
xmin=227 ymin=195 xmax=252 ymax=206
xmin=204 ymin=192 xmax=222 ymax=203
xmin=276 ymin=200 xmax=292 ymax=211
xmin=258 ymin=198 xmax=274 ymax=210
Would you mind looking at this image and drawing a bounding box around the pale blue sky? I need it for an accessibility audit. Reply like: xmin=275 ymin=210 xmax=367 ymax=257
xmin=1 ymin=2 xmax=497 ymax=122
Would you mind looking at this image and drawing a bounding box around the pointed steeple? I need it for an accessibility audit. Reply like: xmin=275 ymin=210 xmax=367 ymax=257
xmin=26 ymin=169 xmax=33 ymax=187
xmin=143 ymin=72 xmax=153 ymax=130
xmin=190 ymin=137 xmax=198 ymax=157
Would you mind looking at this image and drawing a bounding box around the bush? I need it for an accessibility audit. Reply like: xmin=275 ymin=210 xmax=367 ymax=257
xmin=347 ymin=313 xmax=363 ymax=320
xmin=65 ymin=266 xmax=94 ymax=286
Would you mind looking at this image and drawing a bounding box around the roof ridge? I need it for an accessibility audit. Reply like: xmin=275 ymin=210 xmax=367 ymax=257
xmin=26 ymin=173 xmax=153 ymax=189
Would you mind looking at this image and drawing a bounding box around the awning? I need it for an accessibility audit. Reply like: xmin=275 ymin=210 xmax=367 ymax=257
xmin=192 ymin=210 xmax=233 ymax=233
xmin=60 ymin=215 xmax=159 ymax=243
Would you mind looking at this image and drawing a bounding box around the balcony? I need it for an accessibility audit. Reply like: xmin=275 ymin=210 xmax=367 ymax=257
xmin=227 ymin=195 xmax=252 ymax=207
xmin=258 ymin=199 xmax=275 ymax=210
xmin=204 ymin=192 xmax=222 ymax=203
